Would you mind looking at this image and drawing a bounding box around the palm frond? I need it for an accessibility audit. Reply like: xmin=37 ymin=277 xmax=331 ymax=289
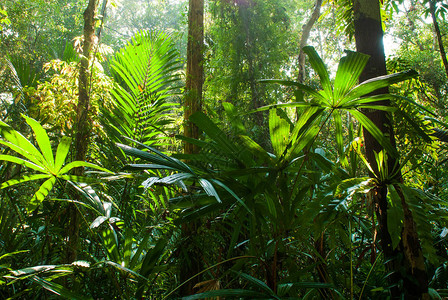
xmin=104 ymin=31 xmax=181 ymax=148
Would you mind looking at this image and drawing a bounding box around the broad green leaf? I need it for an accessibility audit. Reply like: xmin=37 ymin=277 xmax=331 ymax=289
xmin=199 ymin=178 xmax=221 ymax=203
xmin=269 ymin=108 xmax=290 ymax=157
xmin=130 ymin=230 xmax=151 ymax=269
xmin=28 ymin=176 xmax=56 ymax=212
xmin=287 ymin=125 xmax=320 ymax=161
xmin=1 ymin=174 xmax=51 ymax=189
xmin=258 ymin=80 xmax=324 ymax=102
xmin=289 ymin=106 xmax=324 ymax=148
xmin=238 ymin=272 xmax=280 ymax=299
xmin=333 ymin=51 xmax=369 ymax=104
xmin=33 ymin=276 xmax=92 ymax=300
xmin=387 ymin=185 xmax=404 ymax=249
xmin=0 ymin=121 xmax=46 ymax=167
xmin=349 ymin=109 xmax=398 ymax=158
xmin=59 ymin=175 xmax=101 ymax=184
xmin=332 ymin=109 xmax=344 ymax=158
xmin=303 ymin=46 xmax=333 ymax=102
xmin=59 ymin=161 xmax=112 ymax=175
xmin=223 ymin=102 xmax=246 ymax=134
xmin=355 ymin=105 xmax=397 ymax=112
xmin=123 ymin=228 xmax=133 ymax=268
xmin=0 ymin=140 xmax=47 ymax=170
xmin=238 ymin=135 xmax=271 ymax=162
xmin=341 ymin=94 xmax=395 ymax=108
xmin=189 ymin=112 xmax=241 ymax=160
xmin=101 ymin=227 xmax=120 ymax=262
xmin=54 ymin=136 xmax=71 ymax=171
xmin=334 ymin=177 xmax=371 ymax=197
xmin=23 ymin=115 xmax=54 ymax=171
xmin=123 ymin=137 xmax=193 ymax=174
xmin=0 ymin=155 xmax=48 ymax=174
xmin=347 ymin=70 xmax=418 ymax=100
xmin=135 ymin=238 xmax=168 ymax=298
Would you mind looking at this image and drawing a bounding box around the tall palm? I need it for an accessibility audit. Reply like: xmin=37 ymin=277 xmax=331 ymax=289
xmin=116 ymin=47 xmax=424 ymax=297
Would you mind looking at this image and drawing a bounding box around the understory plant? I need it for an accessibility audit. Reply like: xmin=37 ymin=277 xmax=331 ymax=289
xmin=1 ymin=45 xmax=448 ymax=299
xmin=114 ymin=47 xmax=448 ymax=298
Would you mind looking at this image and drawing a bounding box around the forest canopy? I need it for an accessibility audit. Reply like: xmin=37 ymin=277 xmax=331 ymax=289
xmin=1 ymin=0 xmax=448 ymax=299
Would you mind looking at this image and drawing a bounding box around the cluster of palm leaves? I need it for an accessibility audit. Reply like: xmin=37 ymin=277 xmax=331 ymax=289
xmin=115 ymin=47 xmax=448 ymax=298
xmin=1 ymin=32 xmax=448 ymax=299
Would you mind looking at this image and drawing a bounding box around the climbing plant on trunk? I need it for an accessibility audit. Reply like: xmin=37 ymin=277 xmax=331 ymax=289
xmin=67 ymin=0 xmax=99 ymax=263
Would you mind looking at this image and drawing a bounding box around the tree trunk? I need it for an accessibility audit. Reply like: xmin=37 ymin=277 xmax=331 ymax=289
xmin=353 ymin=0 xmax=428 ymax=298
xmin=184 ymin=0 xmax=204 ymax=155
xmin=429 ymin=0 xmax=448 ymax=79
xmin=66 ymin=0 xmax=98 ymax=263
xmin=297 ymin=0 xmax=322 ymax=83
xmin=180 ymin=0 xmax=204 ymax=296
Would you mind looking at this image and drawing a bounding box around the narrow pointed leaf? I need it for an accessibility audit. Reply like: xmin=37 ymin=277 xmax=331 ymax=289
xmin=135 ymin=238 xmax=168 ymax=298
xmin=54 ymin=137 xmax=71 ymax=171
xmin=210 ymin=179 xmax=252 ymax=214
xmin=0 ymin=155 xmax=49 ymax=174
xmin=239 ymin=272 xmax=280 ymax=298
xmin=33 ymin=276 xmax=92 ymax=300
xmin=303 ymin=46 xmax=333 ymax=101
xmin=269 ymin=109 xmax=290 ymax=157
xmin=1 ymin=174 xmax=51 ymax=189
xmin=189 ymin=112 xmax=240 ymax=158
xmin=23 ymin=115 xmax=54 ymax=170
xmin=199 ymin=178 xmax=221 ymax=203
xmin=333 ymin=51 xmax=369 ymax=103
xmin=259 ymin=79 xmax=324 ymax=101
xmin=28 ymin=176 xmax=56 ymax=212
xmin=332 ymin=110 xmax=344 ymax=158
xmin=0 ymin=139 xmax=47 ymax=169
xmin=59 ymin=161 xmax=112 ymax=175
xmin=349 ymin=109 xmax=398 ymax=157
xmin=347 ymin=70 xmax=418 ymax=100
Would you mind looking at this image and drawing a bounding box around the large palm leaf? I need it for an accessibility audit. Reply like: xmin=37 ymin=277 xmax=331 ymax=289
xmin=0 ymin=115 xmax=111 ymax=211
xmin=103 ymin=30 xmax=181 ymax=148
xmin=259 ymin=46 xmax=419 ymax=161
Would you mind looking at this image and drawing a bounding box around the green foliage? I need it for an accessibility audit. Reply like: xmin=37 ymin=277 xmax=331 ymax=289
xmin=0 ymin=115 xmax=111 ymax=211
xmin=104 ymin=30 xmax=181 ymax=149
xmin=206 ymin=0 xmax=295 ymax=144
xmin=3 ymin=0 xmax=448 ymax=297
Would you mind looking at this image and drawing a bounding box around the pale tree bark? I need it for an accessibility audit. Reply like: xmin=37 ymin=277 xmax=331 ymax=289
xmin=297 ymin=0 xmax=322 ymax=83
xmin=180 ymin=0 xmax=204 ymax=296
xmin=429 ymin=0 xmax=448 ymax=79
xmin=66 ymin=0 xmax=98 ymax=263
xmin=353 ymin=0 xmax=428 ymax=298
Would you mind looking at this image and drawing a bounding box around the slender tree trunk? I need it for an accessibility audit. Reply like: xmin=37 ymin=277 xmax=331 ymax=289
xmin=66 ymin=0 xmax=98 ymax=263
xmin=404 ymin=0 xmax=425 ymax=51
xmin=353 ymin=0 xmax=428 ymax=298
xmin=184 ymin=0 xmax=204 ymax=155
xmin=297 ymin=0 xmax=322 ymax=83
xmin=429 ymin=0 xmax=448 ymax=79
xmin=180 ymin=0 xmax=204 ymax=296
